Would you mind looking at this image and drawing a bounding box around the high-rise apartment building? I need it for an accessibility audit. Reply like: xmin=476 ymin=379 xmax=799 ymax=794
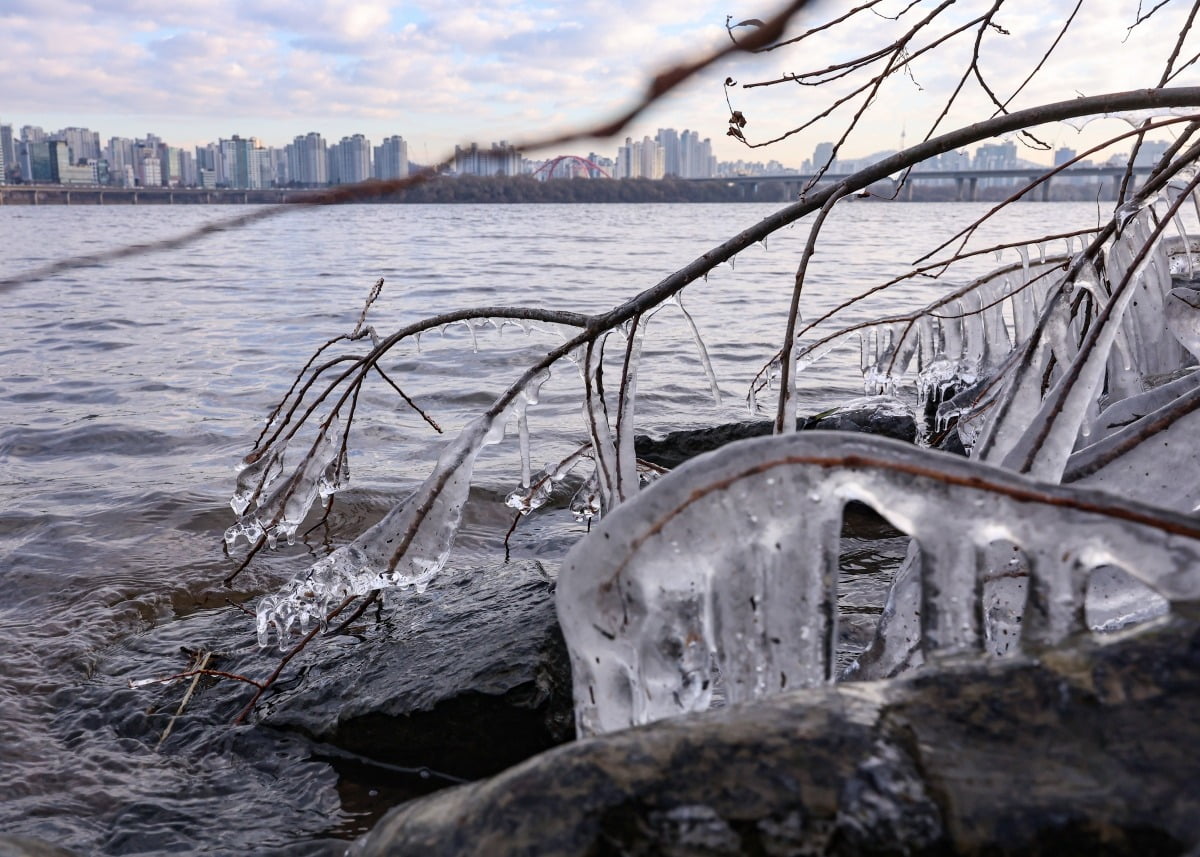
xmin=286 ymin=132 xmax=328 ymax=186
xmin=656 ymin=128 xmax=680 ymax=176
xmin=374 ymin=135 xmax=408 ymax=181
xmin=56 ymin=127 xmax=102 ymax=163
xmin=329 ymin=134 xmax=372 ymax=184
xmin=454 ymin=141 xmax=521 ymax=177
xmin=614 ymin=136 xmax=663 ymax=179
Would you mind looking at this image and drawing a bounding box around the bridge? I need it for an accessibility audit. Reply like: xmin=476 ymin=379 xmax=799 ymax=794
xmin=0 ymin=185 xmax=307 ymax=206
xmin=712 ymin=165 xmax=1155 ymax=201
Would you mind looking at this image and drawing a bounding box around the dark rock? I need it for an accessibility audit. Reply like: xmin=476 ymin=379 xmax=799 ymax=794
xmin=635 ymin=420 xmax=774 ymax=470
xmin=351 ymin=611 xmax=1200 ymax=857
xmin=0 ymin=837 xmax=79 ymax=857
xmin=257 ymin=559 xmax=575 ymax=779
xmin=799 ymin=396 xmax=917 ymax=444
xmin=634 ymin=398 xmax=916 ymax=471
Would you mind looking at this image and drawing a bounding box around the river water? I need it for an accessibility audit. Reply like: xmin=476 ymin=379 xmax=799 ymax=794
xmin=0 ymin=200 xmax=1108 ymax=854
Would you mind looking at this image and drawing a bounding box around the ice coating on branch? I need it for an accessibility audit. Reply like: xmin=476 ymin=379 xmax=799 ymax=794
xmin=580 ymin=337 xmax=619 ymax=513
xmin=615 ymin=320 xmax=644 ymax=502
xmin=857 ymin=197 xmax=1200 ymax=679
xmin=514 ymin=370 xmax=549 ymax=493
xmin=230 ymin=443 xmax=286 ymax=517
xmin=506 ymin=445 xmax=589 ymax=515
xmin=225 ymin=417 xmax=345 ymax=549
xmin=792 ymin=252 xmax=1064 ymax=438
xmin=255 ymin=407 xmax=510 ymax=648
xmin=569 ymin=466 xmax=602 ymax=522
xmin=998 ymin=206 xmax=1176 ymax=480
xmin=672 ymin=294 xmax=722 ymax=406
xmin=557 ymin=432 xmax=1200 ymax=735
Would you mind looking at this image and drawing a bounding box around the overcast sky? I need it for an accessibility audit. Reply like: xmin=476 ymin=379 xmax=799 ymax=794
xmin=2 ymin=0 xmax=1195 ymax=167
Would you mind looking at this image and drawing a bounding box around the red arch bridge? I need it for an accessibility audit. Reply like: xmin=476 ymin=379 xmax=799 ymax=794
xmin=531 ymin=156 xmax=611 ymax=180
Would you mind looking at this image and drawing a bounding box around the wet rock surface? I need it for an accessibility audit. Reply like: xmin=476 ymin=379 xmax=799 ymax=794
xmin=351 ymin=610 xmax=1200 ymax=857
xmin=256 ymin=559 xmax=575 ymax=779
xmin=47 ymin=558 xmax=573 ymax=852
xmin=634 ymin=398 xmax=917 ymax=471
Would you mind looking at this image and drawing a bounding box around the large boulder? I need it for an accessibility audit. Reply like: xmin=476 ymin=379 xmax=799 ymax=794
xmin=351 ymin=609 xmax=1200 ymax=856
xmin=634 ymin=398 xmax=916 ymax=471
xmin=256 ymin=558 xmax=575 ymax=778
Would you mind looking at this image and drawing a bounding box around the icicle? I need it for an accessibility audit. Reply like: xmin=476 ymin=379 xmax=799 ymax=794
xmin=256 ymin=401 xmax=515 ymax=648
xmin=514 ymin=370 xmax=549 ymax=493
xmin=569 ymin=466 xmax=602 ymax=522
xmin=506 ymin=445 xmax=589 ymax=515
xmin=1172 ymin=214 xmax=1195 ymax=278
xmin=580 ymin=337 xmax=620 ymax=513
xmin=226 ymin=417 xmax=346 ymax=549
xmin=615 ymin=320 xmax=645 ymax=502
xmin=230 ymin=442 xmax=286 ymax=517
xmin=672 ymin=294 xmax=722 ymax=407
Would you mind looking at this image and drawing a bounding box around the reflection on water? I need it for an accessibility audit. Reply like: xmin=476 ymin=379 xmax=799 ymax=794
xmin=0 ymin=201 xmax=1104 ymax=853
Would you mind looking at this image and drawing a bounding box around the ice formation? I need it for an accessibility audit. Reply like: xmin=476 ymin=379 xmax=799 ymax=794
xmin=558 ymin=179 xmax=1200 ymax=733
xmin=557 ymin=431 xmax=1200 ymax=735
xmin=229 ymin=141 xmax=1200 ymax=744
xmin=254 ymin=407 xmax=509 ymax=648
xmin=225 ymin=416 xmax=348 ymax=549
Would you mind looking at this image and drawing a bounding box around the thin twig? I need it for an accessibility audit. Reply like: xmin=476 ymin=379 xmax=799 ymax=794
xmin=155 ymin=651 xmax=212 ymax=752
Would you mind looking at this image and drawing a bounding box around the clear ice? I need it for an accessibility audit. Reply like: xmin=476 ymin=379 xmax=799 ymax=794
xmin=557 ymin=183 xmax=1200 ymax=735
xmin=557 ymin=432 xmax=1200 ymax=735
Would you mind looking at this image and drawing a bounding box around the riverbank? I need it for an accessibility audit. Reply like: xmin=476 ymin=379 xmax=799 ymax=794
xmin=0 ymin=174 xmax=1118 ymax=206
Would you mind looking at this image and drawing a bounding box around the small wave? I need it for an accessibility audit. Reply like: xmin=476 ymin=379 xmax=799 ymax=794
xmin=0 ymin=424 xmax=179 ymax=459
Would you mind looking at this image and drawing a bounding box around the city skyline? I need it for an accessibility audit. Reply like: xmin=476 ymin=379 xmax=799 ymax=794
xmin=0 ymin=110 xmax=1169 ymax=193
xmin=3 ymin=1 xmax=1195 ymax=169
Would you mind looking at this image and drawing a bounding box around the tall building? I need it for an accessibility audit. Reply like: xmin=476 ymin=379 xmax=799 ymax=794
xmin=1134 ymin=139 xmax=1170 ymax=167
xmin=454 ymin=141 xmax=522 ymax=177
xmin=107 ymin=137 xmax=136 ymax=178
xmin=812 ymin=141 xmax=836 ymax=172
xmin=973 ymin=141 xmax=1017 ymax=171
xmin=679 ymin=130 xmax=715 ymax=178
xmin=56 ymin=127 xmax=102 ymax=163
xmin=25 ymin=140 xmax=70 ymax=182
xmin=272 ymin=148 xmax=289 ymax=186
xmin=0 ymin=123 xmax=12 ymax=184
xmin=180 ymin=149 xmax=198 ymax=187
xmin=656 ymin=128 xmax=681 ymax=176
xmin=329 ymin=134 xmax=372 ymax=184
xmin=218 ymin=136 xmax=255 ymax=188
xmin=374 ymin=135 xmax=408 ymax=181
xmin=286 ymin=132 xmax=328 ymax=186
xmin=613 ymin=136 xmax=663 ymax=179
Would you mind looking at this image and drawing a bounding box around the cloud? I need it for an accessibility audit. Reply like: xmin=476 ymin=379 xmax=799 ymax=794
xmin=1 ymin=0 xmax=1196 ymax=166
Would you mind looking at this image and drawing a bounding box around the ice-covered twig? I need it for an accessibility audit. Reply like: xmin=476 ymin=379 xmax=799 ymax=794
xmin=558 ymin=431 xmax=1200 ymax=735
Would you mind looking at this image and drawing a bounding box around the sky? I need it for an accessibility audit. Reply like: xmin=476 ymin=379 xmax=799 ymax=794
xmin=2 ymin=0 xmax=1197 ymax=169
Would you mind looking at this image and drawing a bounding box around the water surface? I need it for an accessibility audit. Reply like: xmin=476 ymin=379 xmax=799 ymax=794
xmin=0 ymin=200 xmax=1108 ymax=853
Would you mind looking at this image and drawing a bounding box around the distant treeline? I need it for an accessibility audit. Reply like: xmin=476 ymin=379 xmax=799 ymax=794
xmin=373 ymin=175 xmax=750 ymax=204
xmin=362 ymin=173 xmax=1124 ymax=204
